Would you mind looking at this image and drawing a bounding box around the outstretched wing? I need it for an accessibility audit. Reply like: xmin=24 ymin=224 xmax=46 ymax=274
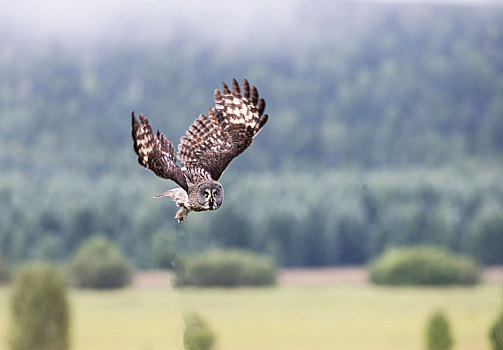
xmin=132 ymin=112 xmax=188 ymax=191
xmin=178 ymin=79 xmax=268 ymax=181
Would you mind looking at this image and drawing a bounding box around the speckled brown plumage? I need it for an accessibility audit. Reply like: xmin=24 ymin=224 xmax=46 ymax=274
xmin=131 ymin=79 xmax=268 ymax=223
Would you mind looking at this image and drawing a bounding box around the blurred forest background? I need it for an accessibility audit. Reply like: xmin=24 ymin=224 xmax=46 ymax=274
xmin=0 ymin=0 xmax=502 ymax=268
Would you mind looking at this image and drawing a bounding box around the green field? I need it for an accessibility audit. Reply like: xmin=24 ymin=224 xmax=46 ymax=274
xmin=0 ymin=280 xmax=500 ymax=350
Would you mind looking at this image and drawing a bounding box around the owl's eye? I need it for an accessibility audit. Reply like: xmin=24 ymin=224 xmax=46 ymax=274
xmin=212 ymin=190 xmax=217 ymax=197
xmin=204 ymin=190 xmax=209 ymax=198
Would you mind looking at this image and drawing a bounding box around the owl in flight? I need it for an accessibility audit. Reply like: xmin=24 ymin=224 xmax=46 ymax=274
xmin=132 ymin=79 xmax=268 ymax=223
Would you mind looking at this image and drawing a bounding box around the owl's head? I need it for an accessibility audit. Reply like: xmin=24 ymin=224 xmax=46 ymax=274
xmin=196 ymin=182 xmax=224 ymax=210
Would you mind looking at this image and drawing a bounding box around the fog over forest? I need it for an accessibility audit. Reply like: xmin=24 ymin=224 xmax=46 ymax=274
xmin=1 ymin=0 xmax=502 ymax=268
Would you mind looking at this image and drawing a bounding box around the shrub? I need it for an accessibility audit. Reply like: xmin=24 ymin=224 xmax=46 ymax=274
xmin=490 ymin=311 xmax=503 ymax=350
xmin=183 ymin=312 xmax=216 ymax=350
xmin=426 ymin=311 xmax=453 ymax=350
xmin=150 ymin=232 xmax=177 ymax=269
xmin=471 ymin=214 xmax=503 ymax=264
xmin=174 ymin=249 xmax=277 ymax=287
xmin=0 ymin=255 xmax=10 ymax=283
xmin=9 ymin=264 xmax=70 ymax=350
xmin=70 ymin=235 xmax=132 ymax=289
xmin=369 ymin=246 xmax=480 ymax=286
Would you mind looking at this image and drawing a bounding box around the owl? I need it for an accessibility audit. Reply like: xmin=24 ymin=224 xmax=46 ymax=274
xmin=132 ymin=79 xmax=268 ymax=223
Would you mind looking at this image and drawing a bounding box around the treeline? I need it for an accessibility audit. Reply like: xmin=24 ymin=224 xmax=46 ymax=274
xmin=0 ymin=3 xmax=502 ymax=176
xmin=1 ymin=167 xmax=502 ymax=267
xmin=0 ymin=2 xmax=502 ymax=267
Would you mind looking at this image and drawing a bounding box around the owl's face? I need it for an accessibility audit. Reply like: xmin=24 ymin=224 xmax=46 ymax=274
xmin=196 ymin=182 xmax=224 ymax=210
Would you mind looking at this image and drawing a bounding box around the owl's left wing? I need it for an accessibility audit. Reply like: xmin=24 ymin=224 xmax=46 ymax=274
xmin=132 ymin=112 xmax=188 ymax=191
xmin=178 ymin=79 xmax=268 ymax=181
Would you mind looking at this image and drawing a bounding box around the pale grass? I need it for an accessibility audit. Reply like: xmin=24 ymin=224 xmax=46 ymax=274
xmin=0 ymin=284 xmax=500 ymax=350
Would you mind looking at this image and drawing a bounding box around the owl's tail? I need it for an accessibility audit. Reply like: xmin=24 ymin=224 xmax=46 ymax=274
xmin=154 ymin=188 xmax=187 ymax=203
xmin=153 ymin=188 xmax=190 ymax=223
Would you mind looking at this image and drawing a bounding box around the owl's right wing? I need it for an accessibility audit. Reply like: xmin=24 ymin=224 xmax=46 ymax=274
xmin=178 ymin=79 xmax=268 ymax=181
xmin=132 ymin=112 xmax=188 ymax=191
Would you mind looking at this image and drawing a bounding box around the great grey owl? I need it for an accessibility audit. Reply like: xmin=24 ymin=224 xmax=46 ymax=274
xmin=131 ymin=79 xmax=268 ymax=223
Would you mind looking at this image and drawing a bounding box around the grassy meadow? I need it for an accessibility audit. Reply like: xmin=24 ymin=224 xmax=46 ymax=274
xmin=0 ymin=273 xmax=500 ymax=350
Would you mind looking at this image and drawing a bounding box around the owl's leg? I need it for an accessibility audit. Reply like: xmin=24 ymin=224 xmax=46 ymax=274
xmin=175 ymin=207 xmax=190 ymax=224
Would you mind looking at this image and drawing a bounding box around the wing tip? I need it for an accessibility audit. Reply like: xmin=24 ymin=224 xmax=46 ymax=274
xmin=259 ymin=114 xmax=268 ymax=130
xmin=131 ymin=110 xmax=138 ymax=125
xmin=242 ymin=79 xmax=250 ymax=99
xmin=222 ymin=82 xmax=231 ymax=94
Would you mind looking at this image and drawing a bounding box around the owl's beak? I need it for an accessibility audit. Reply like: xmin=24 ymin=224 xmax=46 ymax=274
xmin=209 ymin=196 xmax=214 ymax=207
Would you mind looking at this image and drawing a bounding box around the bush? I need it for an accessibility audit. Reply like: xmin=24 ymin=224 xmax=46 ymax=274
xmin=471 ymin=214 xmax=503 ymax=264
xmin=69 ymin=235 xmax=132 ymax=289
xmin=0 ymin=255 xmax=10 ymax=283
xmin=426 ymin=311 xmax=453 ymax=350
xmin=174 ymin=249 xmax=277 ymax=287
xmin=9 ymin=264 xmax=70 ymax=350
xmin=150 ymin=232 xmax=178 ymax=269
xmin=183 ymin=312 xmax=216 ymax=350
xmin=369 ymin=246 xmax=480 ymax=286
xmin=490 ymin=311 xmax=503 ymax=350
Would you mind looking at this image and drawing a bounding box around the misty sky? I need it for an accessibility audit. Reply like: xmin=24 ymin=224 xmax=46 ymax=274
xmin=2 ymin=0 xmax=500 ymax=45
xmin=1 ymin=0 xmax=292 ymax=43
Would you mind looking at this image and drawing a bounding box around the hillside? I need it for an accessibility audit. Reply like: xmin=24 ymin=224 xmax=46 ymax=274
xmin=0 ymin=1 xmax=502 ymax=266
